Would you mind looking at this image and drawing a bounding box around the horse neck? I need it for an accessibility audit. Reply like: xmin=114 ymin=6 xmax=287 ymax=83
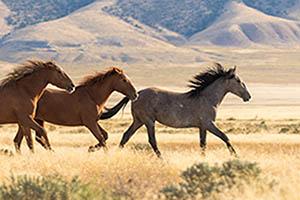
xmin=86 ymin=78 xmax=114 ymax=105
xmin=201 ymin=78 xmax=228 ymax=107
xmin=18 ymin=70 xmax=49 ymax=99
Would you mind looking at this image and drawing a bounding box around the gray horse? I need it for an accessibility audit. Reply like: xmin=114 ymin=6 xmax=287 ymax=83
xmin=101 ymin=63 xmax=251 ymax=157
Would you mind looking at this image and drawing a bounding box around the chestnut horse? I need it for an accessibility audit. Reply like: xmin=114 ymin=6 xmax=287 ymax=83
xmin=14 ymin=67 xmax=137 ymax=152
xmin=0 ymin=60 xmax=74 ymax=152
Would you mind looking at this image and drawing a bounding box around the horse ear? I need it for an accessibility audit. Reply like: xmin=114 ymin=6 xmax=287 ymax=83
xmin=227 ymin=66 xmax=236 ymax=78
xmin=112 ymin=67 xmax=122 ymax=74
xmin=46 ymin=61 xmax=55 ymax=65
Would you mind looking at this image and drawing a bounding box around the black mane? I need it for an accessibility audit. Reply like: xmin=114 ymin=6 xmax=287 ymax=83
xmin=187 ymin=63 xmax=231 ymax=98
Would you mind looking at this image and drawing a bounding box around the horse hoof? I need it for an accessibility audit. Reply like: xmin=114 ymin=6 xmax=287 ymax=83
xmin=229 ymin=150 xmax=238 ymax=158
xmin=200 ymin=152 xmax=206 ymax=158
xmin=88 ymin=146 xmax=101 ymax=152
xmin=88 ymin=144 xmax=107 ymax=153
xmin=49 ymin=149 xmax=55 ymax=153
xmin=232 ymin=153 xmax=239 ymax=159
xmin=88 ymin=146 xmax=96 ymax=153
xmin=15 ymin=149 xmax=21 ymax=155
xmin=155 ymin=151 xmax=162 ymax=159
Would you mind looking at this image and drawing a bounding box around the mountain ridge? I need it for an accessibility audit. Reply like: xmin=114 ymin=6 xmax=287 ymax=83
xmin=188 ymin=2 xmax=300 ymax=47
xmin=0 ymin=0 xmax=300 ymax=64
xmin=0 ymin=1 xmax=200 ymax=64
xmin=1 ymin=0 xmax=300 ymax=39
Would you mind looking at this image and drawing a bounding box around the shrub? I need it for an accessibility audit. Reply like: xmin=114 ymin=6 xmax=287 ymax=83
xmin=0 ymin=175 xmax=112 ymax=200
xmin=160 ymin=160 xmax=274 ymax=200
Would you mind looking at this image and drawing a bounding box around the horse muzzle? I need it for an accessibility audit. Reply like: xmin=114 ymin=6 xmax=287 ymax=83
xmin=131 ymin=93 xmax=139 ymax=102
xmin=243 ymin=94 xmax=251 ymax=102
xmin=66 ymin=84 xmax=75 ymax=93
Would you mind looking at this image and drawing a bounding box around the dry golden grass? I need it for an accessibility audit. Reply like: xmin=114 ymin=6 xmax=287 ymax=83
xmin=0 ymin=118 xmax=300 ymax=199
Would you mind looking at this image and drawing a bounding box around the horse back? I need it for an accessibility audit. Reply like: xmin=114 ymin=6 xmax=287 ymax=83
xmin=133 ymin=88 xmax=200 ymax=128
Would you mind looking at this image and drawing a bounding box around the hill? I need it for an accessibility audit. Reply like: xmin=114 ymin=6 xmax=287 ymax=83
xmin=0 ymin=0 xmax=300 ymax=65
xmin=187 ymin=2 xmax=300 ymax=47
xmin=0 ymin=1 xmax=199 ymax=64
xmin=104 ymin=0 xmax=300 ymax=38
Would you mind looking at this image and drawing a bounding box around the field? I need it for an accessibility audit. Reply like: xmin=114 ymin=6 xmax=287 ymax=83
xmin=0 ymin=47 xmax=300 ymax=199
xmin=0 ymin=117 xmax=300 ymax=199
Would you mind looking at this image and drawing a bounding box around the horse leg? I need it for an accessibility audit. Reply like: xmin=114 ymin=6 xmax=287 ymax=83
xmin=17 ymin=115 xmax=50 ymax=151
xmin=15 ymin=124 xmax=34 ymax=153
xmin=119 ymin=119 xmax=143 ymax=148
xmin=34 ymin=119 xmax=51 ymax=150
xmin=199 ymin=128 xmax=207 ymax=156
xmin=206 ymin=122 xmax=237 ymax=156
xmin=88 ymin=124 xmax=109 ymax=151
xmin=14 ymin=119 xmax=50 ymax=151
xmin=13 ymin=125 xmax=24 ymax=153
xmin=145 ymin=121 xmax=161 ymax=158
xmin=22 ymin=127 xmax=34 ymax=153
xmin=99 ymin=124 xmax=108 ymax=141
xmin=85 ymin=122 xmax=107 ymax=152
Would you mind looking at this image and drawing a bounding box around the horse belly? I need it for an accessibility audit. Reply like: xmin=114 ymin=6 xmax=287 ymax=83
xmin=44 ymin=118 xmax=83 ymax=126
xmin=155 ymin=112 xmax=194 ymax=128
xmin=38 ymin=108 xmax=82 ymax=126
xmin=0 ymin=113 xmax=17 ymax=124
xmin=36 ymin=99 xmax=82 ymax=126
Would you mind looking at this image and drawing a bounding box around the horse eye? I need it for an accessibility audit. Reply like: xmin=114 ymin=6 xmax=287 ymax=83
xmin=237 ymin=79 xmax=241 ymax=83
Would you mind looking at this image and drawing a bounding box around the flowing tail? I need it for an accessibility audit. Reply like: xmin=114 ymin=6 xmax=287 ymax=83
xmin=98 ymin=97 xmax=130 ymax=120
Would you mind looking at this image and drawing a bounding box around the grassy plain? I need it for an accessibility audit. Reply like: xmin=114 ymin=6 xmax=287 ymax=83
xmin=0 ymin=118 xmax=300 ymax=199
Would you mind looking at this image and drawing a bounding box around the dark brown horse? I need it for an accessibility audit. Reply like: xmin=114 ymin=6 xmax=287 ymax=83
xmin=0 ymin=60 xmax=74 ymax=152
xmin=99 ymin=63 xmax=251 ymax=157
xmin=14 ymin=67 xmax=137 ymax=152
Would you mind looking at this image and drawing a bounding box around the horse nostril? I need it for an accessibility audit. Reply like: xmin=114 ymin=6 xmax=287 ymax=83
xmin=244 ymin=96 xmax=251 ymax=102
xmin=132 ymin=93 xmax=139 ymax=101
xmin=66 ymin=84 xmax=75 ymax=93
